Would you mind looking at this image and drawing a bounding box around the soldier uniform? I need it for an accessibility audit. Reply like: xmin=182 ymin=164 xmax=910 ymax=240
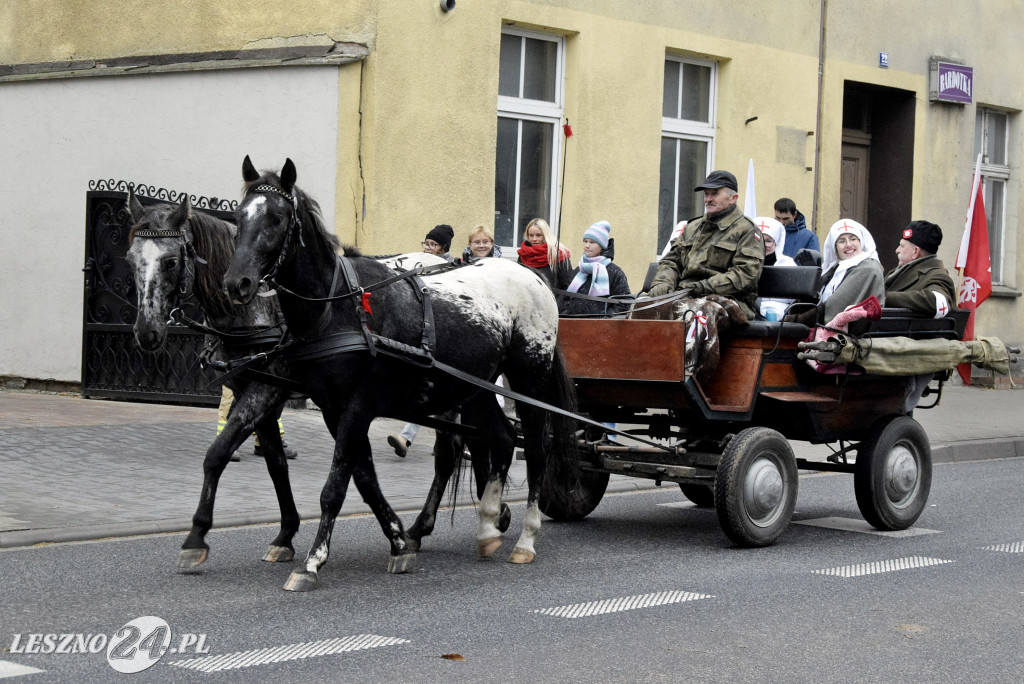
xmin=648 ymin=202 xmax=764 ymax=319
xmin=884 ymin=220 xmax=957 ymax=319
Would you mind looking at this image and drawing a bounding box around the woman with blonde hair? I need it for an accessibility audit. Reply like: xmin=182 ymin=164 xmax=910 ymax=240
xmin=459 ymin=224 xmax=503 ymax=264
xmin=516 ymin=218 xmax=573 ymax=290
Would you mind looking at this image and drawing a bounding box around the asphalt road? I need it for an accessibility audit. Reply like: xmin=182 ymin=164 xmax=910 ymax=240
xmin=2 ymin=456 xmax=1022 ymax=683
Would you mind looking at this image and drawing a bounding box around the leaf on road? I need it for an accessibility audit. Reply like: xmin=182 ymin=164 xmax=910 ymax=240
xmin=441 ymin=653 xmax=466 ymax=661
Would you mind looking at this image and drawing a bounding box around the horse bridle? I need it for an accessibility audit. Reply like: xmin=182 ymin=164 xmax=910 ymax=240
xmin=246 ymin=183 xmax=304 ymax=285
xmin=132 ymin=227 xmax=208 ymax=314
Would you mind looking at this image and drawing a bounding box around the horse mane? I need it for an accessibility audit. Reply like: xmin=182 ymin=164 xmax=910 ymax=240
xmin=185 ymin=210 xmax=239 ymax=321
xmin=245 ymin=172 xmax=339 ymax=254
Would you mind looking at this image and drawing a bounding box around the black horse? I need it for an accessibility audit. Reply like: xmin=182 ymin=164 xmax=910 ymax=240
xmin=125 ymin=190 xmax=299 ymax=570
xmin=224 ymin=156 xmax=580 ymax=592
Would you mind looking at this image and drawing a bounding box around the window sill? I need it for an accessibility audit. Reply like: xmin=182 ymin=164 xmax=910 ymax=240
xmin=990 ymin=285 xmax=1022 ymax=298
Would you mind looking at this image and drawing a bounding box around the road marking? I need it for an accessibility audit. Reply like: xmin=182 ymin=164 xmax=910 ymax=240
xmin=813 ymin=556 xmax=954 ymax=578
xmin=534 ymin=590 xmax=714 ymax=619
xmin=657 ymin=502 xmax=697 ymax=509
xmin=795 ymin=517 xmax=941 ymax=537
xmin=981 ymin=542 xmax=1024 ymax=553
xmin=166 ymin=634 xmax=409 ymax=673
xmin=0 ymin=661 xmax=44 ymax=679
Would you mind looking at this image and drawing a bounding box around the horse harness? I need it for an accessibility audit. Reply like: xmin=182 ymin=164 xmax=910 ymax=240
xmin=198 ymin=182 xmax=677 ymax=449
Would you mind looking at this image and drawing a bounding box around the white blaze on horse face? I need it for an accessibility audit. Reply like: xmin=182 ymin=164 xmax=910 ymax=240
xmin=243 ymin=194 xmax=267 ymax=225
xmin=136 ymin=240 xmax=171 ymax=315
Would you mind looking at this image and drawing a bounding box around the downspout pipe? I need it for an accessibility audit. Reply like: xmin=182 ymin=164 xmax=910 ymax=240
xmin=812 ymin=0 xmax=827 ymax=231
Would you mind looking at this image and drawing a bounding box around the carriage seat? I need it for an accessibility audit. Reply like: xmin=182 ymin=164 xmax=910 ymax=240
xmin=865 ymin=307 xmax=969 ymax=341
xmin=740 ymin=265 xmax=821 ymax=339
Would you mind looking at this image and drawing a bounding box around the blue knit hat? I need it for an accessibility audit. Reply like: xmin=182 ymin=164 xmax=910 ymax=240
xmin=583 ymin=221 xmax=611 ymax=250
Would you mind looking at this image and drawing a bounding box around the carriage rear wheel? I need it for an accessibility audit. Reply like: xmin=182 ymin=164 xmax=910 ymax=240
xmin=539 ymin=469 xmax=610 ymax=522
xmin=854 ymin=415 xmax=931 ymax=531
xmin=715 ymin=427 xmax=798 ymax=547
xmin=679 ymin=483 xmax=715 ymax=508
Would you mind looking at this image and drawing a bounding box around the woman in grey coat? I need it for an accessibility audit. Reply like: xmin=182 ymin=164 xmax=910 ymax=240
xmin=815 ymin=218 xmax=885 ymax=332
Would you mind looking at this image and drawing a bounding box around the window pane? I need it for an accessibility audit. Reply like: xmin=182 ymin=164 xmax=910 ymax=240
xmin=515 ymin=119 xmax=554 ymax=243
xmin=677 ymin=138 xmax=707 ymax=222
xmin=494 ymin=117 xmax=519 ymax=245
xmin=973 ymin=110 xmax=984 ymax=158
xmin=658 ymin=137 xmax=678 ymax=249
xmin=522 ymin=37 xmax=557 ymax=102
xmin=657 ymin=137 xmax=707 ymax=253
xmin=663 ymin=60 xmax=680 ymax=119
xmin=499 ymin=34 xmax=522 ymax=98
xmin=987 ymin=112 xmax=1008 ymax=165
xmin=680 ymin=63 xmax=711 ymax=123
xmin=986 ymin=179 xmax=1005 ymax=283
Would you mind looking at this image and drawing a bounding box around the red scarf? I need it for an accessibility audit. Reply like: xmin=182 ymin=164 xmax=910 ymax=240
xmin=519 ymin=241 xmax=568 ymax=268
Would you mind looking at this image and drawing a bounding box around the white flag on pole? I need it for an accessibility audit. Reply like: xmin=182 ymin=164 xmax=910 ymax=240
xmin=956 ymin=153 xmax=984 ymax=270
xmin=744 ymin=158 xmax=757 ymax=219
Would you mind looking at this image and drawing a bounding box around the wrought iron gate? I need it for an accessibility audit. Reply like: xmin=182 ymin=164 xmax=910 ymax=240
xmin=81 ymin=181 xmax=237 ymax=406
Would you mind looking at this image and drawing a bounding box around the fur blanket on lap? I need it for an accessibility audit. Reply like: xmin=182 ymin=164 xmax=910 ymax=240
xmin=628 ymin=294 xmax=748 ymax=385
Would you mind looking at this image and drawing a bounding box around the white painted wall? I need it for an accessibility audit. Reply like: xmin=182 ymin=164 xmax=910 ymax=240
xmin=0 ymin=66 xmax=340 ymax=382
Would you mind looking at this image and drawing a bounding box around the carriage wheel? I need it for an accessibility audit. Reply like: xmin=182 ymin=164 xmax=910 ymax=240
xmin=854 ymin=415 xmax=931 ymax=531
xmin=679 ymin=483 xmax=715 ymax=508
xmin=539 ymin=470 xmax=610 ymax=522
xmin=715 ymin=427 xmax=798 ymax=547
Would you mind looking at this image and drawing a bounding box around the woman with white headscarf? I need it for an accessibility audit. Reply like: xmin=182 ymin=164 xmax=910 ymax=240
xmin=817 ymin=218 xmax=885 ymax=326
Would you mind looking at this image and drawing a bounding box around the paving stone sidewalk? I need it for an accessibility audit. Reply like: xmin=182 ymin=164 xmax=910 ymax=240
xmin=1 ymin=385 xmax=1022 ymax=548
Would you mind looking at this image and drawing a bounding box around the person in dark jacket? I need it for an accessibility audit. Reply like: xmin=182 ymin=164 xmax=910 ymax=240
xmin=516 ymin=217 xmax=574 ymax=290
xmin=884 ymin=220 xmax=957 ymax=318
xmin=774 ymin=197 xmax=820 ymax=258
xmin=558 ymin=220 xmax=631 ymax=316
xmin=421 ymin=223 xmax=456 ymax=263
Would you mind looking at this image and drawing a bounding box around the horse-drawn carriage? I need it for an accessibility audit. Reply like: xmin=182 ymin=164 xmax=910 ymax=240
xmin=545 ymin=265 xmax=971 ymax=547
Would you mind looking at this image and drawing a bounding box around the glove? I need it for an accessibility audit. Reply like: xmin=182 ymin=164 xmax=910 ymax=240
xmin=646 ymin=283 xmax=673 ymax=298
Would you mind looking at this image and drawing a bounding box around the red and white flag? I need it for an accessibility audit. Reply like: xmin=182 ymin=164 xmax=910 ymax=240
xmin=955 ymin=156 xmax=992 ymax=385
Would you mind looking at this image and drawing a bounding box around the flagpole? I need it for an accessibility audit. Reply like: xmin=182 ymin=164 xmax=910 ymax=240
xmin=555 ymin=118 xmax=572 ymax=254
xmin=956 ymin=153 xmax=984 ymax=294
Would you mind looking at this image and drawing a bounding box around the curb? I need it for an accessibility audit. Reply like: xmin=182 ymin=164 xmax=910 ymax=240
xmin=1 ymin=441 xmax=1019 ymax=551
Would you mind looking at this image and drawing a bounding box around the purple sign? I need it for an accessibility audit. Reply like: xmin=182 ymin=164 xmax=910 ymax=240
xmin=932 ymin=62 xmax=973 ymax=104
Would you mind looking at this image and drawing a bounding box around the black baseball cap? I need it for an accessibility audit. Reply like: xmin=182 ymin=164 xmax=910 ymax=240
xmin=694 ymin=170 xmax=738 ymax=192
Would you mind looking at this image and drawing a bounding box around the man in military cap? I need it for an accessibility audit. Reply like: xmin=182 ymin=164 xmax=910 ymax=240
xmin=646 ymin=170 xmax=764 ymax=318
xmin=884 ymin=220 xmax=957 ymax=318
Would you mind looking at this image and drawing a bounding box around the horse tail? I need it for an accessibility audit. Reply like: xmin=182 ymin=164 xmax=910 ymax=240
xmin=539 ymin=343 xmax=583 ymax=504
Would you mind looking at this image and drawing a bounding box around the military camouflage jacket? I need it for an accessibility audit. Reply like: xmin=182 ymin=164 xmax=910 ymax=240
xmin=650 ymin=204 xmax=764 ymax=317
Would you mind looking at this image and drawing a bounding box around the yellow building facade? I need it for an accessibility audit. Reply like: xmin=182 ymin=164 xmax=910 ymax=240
xmin=2 ymin=0 xmax=1021 ymax=382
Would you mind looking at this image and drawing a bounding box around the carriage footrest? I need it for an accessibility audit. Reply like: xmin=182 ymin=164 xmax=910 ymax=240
xmin=760 ymin=391 xmax=838 ymax=404
xmin=594 ymin=458 xmax=711 ymax=483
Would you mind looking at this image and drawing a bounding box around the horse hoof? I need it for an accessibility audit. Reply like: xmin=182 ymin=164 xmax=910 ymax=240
xmin=507 ymin=547 xmax=536 ymax=564
xmin=284 ymin=570 xmax=318 ymax=592
xmin=387 ymin=553 xmax=417 ymax=574
xmin=176 ymin=548 xmax=208 ymax=573
xmin=478 ymin=536 xmax=503 ymax=558
xmin=497 ymin=503 xmax=512 ymax=533
xmin=263 ymin=545 xmax=295 ymax=563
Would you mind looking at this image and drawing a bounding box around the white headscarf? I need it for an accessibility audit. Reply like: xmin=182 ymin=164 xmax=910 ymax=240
xmin=820 ymin=219 xmax=879 ymax=302
xmin=754 ymin=217 xmax=795 ymax=266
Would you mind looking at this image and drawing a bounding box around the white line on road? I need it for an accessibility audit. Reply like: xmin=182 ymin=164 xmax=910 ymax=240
xmin=794 ymin=517 xmax=941 ymax=537
xmin=981 ymin=541 xmax=1024 ymax=553
xmin=0 ymin=661 xmax=44 ymax=679
xmin=165 ymin=634 xmax=409 ymax=673
xmin=813 ymin=556 xmax=955 ymax=578
xmin=534 ymin=590 xmax=714 ymax=619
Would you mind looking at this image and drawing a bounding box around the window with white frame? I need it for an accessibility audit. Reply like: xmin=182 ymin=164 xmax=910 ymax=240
xmin=658 ymin=55 xmax=717 ymax=253
xmin=495 ymin=28 xmax=564 ymax=249
xmin=974 ymin=107 xmax=1011 ymax=284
